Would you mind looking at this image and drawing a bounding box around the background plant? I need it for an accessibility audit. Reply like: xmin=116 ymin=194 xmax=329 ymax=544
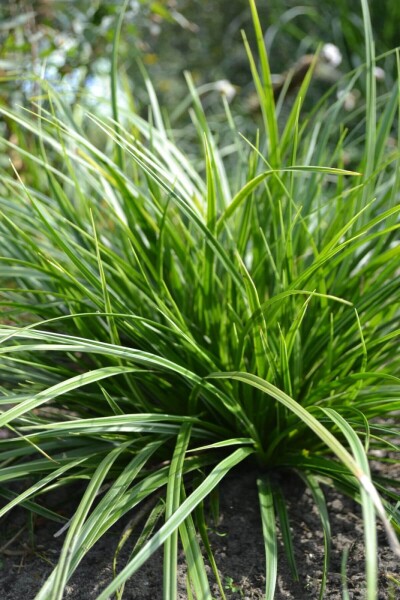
xmin=0 ymin=0 xmax=399 ymax=599
xmin=1 ymin=0 xmax=399 ymax=133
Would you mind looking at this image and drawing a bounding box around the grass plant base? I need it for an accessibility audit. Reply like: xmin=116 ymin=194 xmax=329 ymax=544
xmin=1 ymin=464 xmax=399 ymax=599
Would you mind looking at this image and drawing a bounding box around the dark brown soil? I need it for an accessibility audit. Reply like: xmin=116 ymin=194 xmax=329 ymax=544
xmin=1 ymin=467 xmax=399 ymax=599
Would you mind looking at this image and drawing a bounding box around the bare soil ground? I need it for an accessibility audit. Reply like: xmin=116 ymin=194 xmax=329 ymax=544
xmin=1 ymin=466 xmax=399 ymax=599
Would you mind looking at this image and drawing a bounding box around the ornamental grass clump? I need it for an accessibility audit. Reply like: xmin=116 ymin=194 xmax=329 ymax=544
xmin=0 ymin=1 xmax=399 ymax=598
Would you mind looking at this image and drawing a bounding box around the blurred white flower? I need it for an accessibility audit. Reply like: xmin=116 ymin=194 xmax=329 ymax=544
xmin=214 ymin=79 xmax=237 ymax=102
xmin=374 ymin=66 xmax=386 ymax=81
xmin=321 ymin=43 xmax=342 ymax=67
xmin=337 ymin=89 xmax=360 ymax=111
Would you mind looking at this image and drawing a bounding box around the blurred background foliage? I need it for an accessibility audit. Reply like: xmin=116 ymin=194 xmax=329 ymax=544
xmin=0 ymin=0 xmax=399 ymax=139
